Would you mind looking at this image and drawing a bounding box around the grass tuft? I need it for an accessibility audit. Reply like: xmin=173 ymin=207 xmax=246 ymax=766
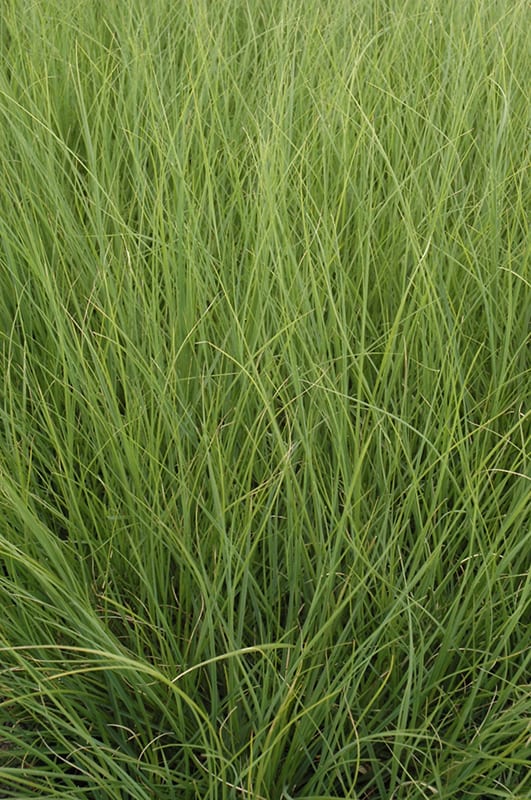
xmin=0 ymin=1 xmax=529 ymax=798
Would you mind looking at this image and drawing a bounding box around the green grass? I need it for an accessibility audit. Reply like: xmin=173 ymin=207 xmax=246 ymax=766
xmin=0 ymin=1 xmax=529 ymax=797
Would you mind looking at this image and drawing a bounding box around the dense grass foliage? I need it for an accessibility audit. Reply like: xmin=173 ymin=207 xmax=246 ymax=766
xmin=0 ymin=1 xmax=529 ymax=797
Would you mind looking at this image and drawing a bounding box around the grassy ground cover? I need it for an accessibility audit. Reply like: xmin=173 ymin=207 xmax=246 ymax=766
xmin=0 ymin=1 xmax=529 ymax=797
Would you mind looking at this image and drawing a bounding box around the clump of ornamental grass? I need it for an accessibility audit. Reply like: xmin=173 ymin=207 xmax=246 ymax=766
xmin=0 ymin=1 xmax=529 ymax=798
